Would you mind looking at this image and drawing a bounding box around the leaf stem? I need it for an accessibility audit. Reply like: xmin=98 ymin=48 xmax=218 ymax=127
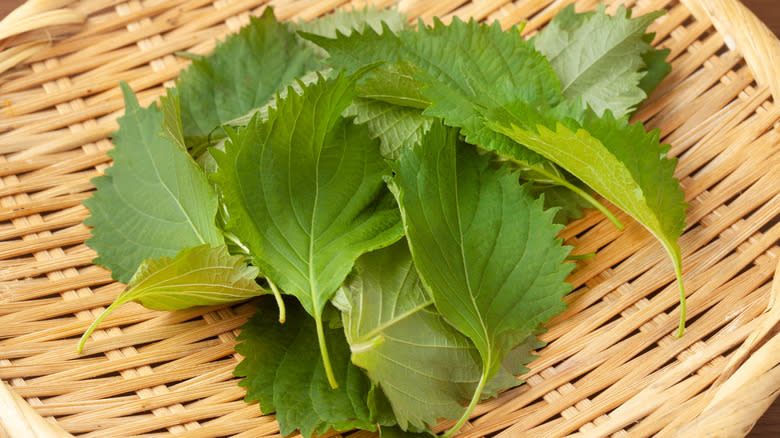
xmin=77 ymin=295 xmax=131 ymax=353
xmin=441 ymin=368 xmax=490 ymax=438
xmin=267 ymin=278 xmax=286 ymax=324
xmin=531 ymin=165 xmax=624 ymax=230
xmin=566 ymin=251 xmax=596 ymax=260
xmin=315 ymin=312 xmax=339 ymax=389
xmin=673 ymin=262 xmax=686 ymax=338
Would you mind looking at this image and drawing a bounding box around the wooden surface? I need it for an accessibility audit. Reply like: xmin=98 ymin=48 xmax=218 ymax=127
xmin=0 ymin=0 xmax=777 ymax=437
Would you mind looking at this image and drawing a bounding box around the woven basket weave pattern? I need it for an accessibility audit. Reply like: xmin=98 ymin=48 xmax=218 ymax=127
xmin=0 ymin=0 xmax=778 ymax=437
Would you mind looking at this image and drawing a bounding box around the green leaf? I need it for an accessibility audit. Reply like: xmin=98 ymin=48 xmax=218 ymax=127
xmin=356 ymin=61 xmax=428 ymax=109
xmin=487 ymin=101 xmax=688 ymax=335
xmin=638 ymin=42 xmax=671 ymax=97
xmin=344 ymin=98 xmax=432 ymax=160
xmin=234 ymin=297 xmax=375 ymax=437
xmin=83 ymin=83 xmax=223 ymax=283
xmin=533 ymin=4 xmax=664 ymax=117
xmin=306 ymin=17 xmax=558 ymax=158
xmin=171 ymin=7 xmax=409 ymax=154
xmin=334 ymin=239 xmax=544 ymax=431
xmin=343 ymin=62 xmax=432 ymax=159
xmin=529 ymin=180 xmax=593 ymax=225
xmin=389 ymin=122 xmax=574 ymax=435
xmin=159 ymin=88 xmax=187 ymax=151
xmin=174 ymin=8 xmax=320 ymax=142
xmin=78 ymin=244 xmax=263 ymax=352
xmin=305 ymin=18 xmax=623 ymax=227
xmin=211 ymin=72 xmax=404 ymax=388
xmin=293 ymin=6 xmax=409 ymax=58
xmin=305 ymin=17 xmax=558 ymax=158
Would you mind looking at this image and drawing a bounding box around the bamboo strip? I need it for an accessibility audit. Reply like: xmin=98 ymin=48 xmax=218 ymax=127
xmin=0 ymin=0 xmax=85 ymax=76
xmin=0 ymin=194 xmax=90 ymax=222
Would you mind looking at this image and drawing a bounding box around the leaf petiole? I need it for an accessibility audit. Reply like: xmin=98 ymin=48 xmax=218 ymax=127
xmin=315 ymin=311 xmax=339 ymax=389
xmin=526 ymin=162 xmax=624 ymax=230
xmin=671 ymin=251 xmax=686 ymax=338
xmin=441 ymin=368 xmax=490 ymax=438
xmin=77 ymin=295 xmax=131 ymax=353
xmin=267 ymin=278 xmax=286 ymax=324
xmin=566 ymin=251 xmax=596 ymax=260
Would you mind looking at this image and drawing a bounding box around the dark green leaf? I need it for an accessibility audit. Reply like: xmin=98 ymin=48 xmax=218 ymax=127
xmin=174 ymin=8 xmax=320 ymax=141
xmin=234 ymin=298 xmax=374 ymax=437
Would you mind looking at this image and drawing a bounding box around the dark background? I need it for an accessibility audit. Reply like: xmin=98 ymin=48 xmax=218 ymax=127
xmin=0 ymin=0 xmax=777 ymax=436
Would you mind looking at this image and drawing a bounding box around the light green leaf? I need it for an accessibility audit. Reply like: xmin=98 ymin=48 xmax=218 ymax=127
xmin=487 ymin=100 xmax=687 ymax=334
xmin=533 ymin=4 xmax=664 ymax=117
xmin=78 ymin=244 xmax=263 ymax=352
xmin=334 ymin=239 xmax=543 ymax=431
xmin=211 ymin=72 xmax=404 ymax=389
xmin=159 ymin=88 xmax=187 ymax=151
xmin=83 ymin=83 xmax=223 ymax=283
xmin=389 ymin=122 xmax=574 ymax=435
xmin=234 ymin=297 xmax=375 ymax=438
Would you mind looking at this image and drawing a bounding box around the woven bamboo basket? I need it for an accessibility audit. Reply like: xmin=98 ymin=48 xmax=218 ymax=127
xmin=0 ymin=0 xmax=778 ymax=437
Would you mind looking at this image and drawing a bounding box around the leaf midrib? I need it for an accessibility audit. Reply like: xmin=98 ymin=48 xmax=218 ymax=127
xmin=450 ymin=151 xmax=491 ymax=359
xmin=136 ymin=108 xmax=209 ymax=246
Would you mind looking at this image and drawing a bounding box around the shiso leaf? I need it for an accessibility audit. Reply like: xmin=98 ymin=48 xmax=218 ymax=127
xmin=234 ymin=297 xmax=375 ymax=438
xmin=211 ymin=71 xmax=403 ymax=388
xmin=533 ymin=4 xmax=665 ymax=117
xmin=487 ymin=100 xmax=688 ymax=335
xmin=334 ymin=239 xmax=543 ymax=431
xmin=83 ymin=83 xmax=223 ymax=283
xmin=388 ymin=122 xmax=574 ymax=435
xmin=78 ymin=244 xmax=263 ymax=352
xmin=173 ymin=8 xmax=320 ymax=143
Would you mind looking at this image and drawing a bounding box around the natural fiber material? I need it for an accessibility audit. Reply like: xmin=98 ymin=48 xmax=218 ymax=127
xmin=0 ymin=0 xmax=778 ymax=437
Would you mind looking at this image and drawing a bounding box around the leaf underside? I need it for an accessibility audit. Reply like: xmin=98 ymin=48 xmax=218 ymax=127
xmin=84 ymin=83 xmax=223 ymax=283
xmin=335 ymin=240 xmax=542 ymax=431
xmin=533 ymin=4 xmax=665 ymax=117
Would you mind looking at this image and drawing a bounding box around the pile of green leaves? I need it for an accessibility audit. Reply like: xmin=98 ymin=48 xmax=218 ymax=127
xmin=79 ymin=5 xmax=687 ymax=437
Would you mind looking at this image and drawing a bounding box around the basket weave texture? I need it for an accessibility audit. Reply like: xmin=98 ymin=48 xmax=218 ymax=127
xmin=0 ymin=0 xmax=778 ymax=437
